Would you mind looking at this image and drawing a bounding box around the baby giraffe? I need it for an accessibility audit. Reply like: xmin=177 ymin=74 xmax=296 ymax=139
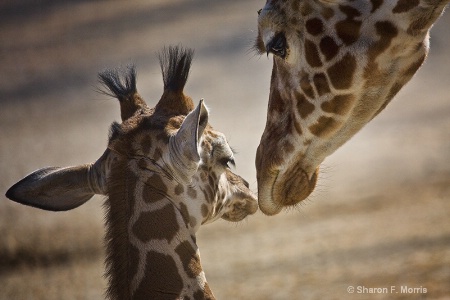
xmin=6 ymin=46 xmax=258 ymax=300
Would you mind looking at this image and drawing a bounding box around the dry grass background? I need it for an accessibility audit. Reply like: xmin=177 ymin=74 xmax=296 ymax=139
xmin=0 ymin=1 xmax=449 ymax=299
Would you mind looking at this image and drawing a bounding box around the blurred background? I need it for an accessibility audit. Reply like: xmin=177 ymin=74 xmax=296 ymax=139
xmin=0 ymin=1 xmax=449 ymax=299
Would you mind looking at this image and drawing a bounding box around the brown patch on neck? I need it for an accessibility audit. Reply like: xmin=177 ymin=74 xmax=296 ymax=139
xmin=321 ymin=6 xmax=335 ymax=20
xmin=133 ymin=251 xmax=184 ymax=299
xmin=309 ymin=116 xmax=342 ymax=138
xmin=295 ymin=92 xmax=315 ymax=119
xmin=364 ymin=21 xmax=398 ymax=85
xmin=304 ymin=39 xmax=323 ymax=68
xmin=321 ymin=94 xmax=355 ymax=115
xmin=141 ymin=173 xmax=168 ymax=204
xmin=175 ymin=241 xmax=202 ymax=279
xmin=155 ymin=91 xmax=194 ymax=116
xmin=327 ymin=53 xmax=357 ymax=90
xmin=335 ymin=5 xmax=362 ymax=45
xmin=313 ymin=73 xmax=331 ymax=97
xmin=393 ymin=0 xmax=419 ymax=14
xmin=370 ymin=0 xmax=384 ymax=13
xmin=320 ymin=36 xmax=339 ymax=62
xmin=132 ymin=204 xmax=180 ymax=243
xmin=305 ymin=18 xmax=324 ymax=36
xmin=299 ymin=72 xmax=316 ymax=98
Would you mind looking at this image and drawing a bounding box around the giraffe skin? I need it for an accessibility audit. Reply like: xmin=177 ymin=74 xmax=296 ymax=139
xmin=6 ymin=46 xmax=258 ymax=299
xmin=254 ymin=0 xmax=449 ymax=215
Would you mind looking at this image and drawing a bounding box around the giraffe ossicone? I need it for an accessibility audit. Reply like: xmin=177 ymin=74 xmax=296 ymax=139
xmin=255 ymin=0 xmax=449 ymax=215
xmin=6 ymin=46 xmax=258 ymax=299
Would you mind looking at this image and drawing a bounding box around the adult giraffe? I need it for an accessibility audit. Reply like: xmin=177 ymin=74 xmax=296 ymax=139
xmin=254 ymin=0 xmax=449 ymax=215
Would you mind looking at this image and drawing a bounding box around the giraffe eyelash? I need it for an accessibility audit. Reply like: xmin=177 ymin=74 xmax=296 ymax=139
xmin=219 ymin=157 xmax=236 ymax=168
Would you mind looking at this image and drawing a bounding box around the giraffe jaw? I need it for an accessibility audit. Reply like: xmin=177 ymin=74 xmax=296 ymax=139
xmin=258 ymin=166 xmax=318 ymax=216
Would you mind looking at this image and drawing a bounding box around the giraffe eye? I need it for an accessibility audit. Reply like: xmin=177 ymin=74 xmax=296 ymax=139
xmin=267 ymin=32 xmax=287 ymax=59
xmin=220 ymin=157 xmax=235 ymax=169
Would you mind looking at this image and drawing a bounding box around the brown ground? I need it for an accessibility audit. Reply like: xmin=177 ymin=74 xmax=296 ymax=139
xmin=0 ymin=1 xmax=449 ymax=299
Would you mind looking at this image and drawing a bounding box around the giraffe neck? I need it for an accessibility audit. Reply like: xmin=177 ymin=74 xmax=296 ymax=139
xmin=105 ymin=159 xmax=214 ymax=300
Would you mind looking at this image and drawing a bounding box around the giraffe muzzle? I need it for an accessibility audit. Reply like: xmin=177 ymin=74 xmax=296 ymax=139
xmin=258 ymin=164 xmax=318 ymax=216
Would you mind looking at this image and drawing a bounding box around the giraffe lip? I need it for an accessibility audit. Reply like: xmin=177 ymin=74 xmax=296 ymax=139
xmin=258 ymin=166 xmax=318 ymax=216
xmin=257 ymin=169 xmax=283 ymax=216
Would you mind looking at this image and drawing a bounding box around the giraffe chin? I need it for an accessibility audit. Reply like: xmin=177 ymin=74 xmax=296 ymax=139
xmin=258 ymin=166 xmax=318 ymax=216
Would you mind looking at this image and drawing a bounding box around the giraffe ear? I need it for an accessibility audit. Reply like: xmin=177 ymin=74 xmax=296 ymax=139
xmin=6 ymin=164 xmax=98 ymax=211
xmin=169 ymin=99 xmax=209 ymax=181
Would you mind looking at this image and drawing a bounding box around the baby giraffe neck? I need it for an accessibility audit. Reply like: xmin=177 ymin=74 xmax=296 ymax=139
xmin=105 ymin=163 xmax=215 ymax=299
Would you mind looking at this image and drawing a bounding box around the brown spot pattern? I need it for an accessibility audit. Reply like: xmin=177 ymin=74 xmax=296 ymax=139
xmin=187 ymin=187 xmax=197 ymax=198
xmin=313 ymin=73 xmax=331 ymax=96
xmin=364 ymin=21 xmax=398 ymax=83
xmin=321 ymin=94 xmax=355 ymax=115
xmin=309 ymin=116 xmax=342 ymax=138
xmin=304 ymin=39 xmax=323 ymax=68
xmin=174 ymin=183 xmax=184 ymax=195
xmin=393 ymin=0 xmax=419 ymax=14
xmin=321 ymin=6 xmax=335 ymax=20
xmin=320 ymin=36 xmax=339 ymax=61
xmin=193 ymin=283 xmax=215 ymax=300
xmin=408 ymin=17 xmax=431 ymax=36
xmin=402 ymin=55 xmax=426 ymax=78
xmin=339 ymin=5 xmax=362 ymax=19
xmin=133 ymin=251 xmax=183 ymax=299
xmin=296 ymin=92 xmax=315 ymax=119
xmin=132 ymin=204 xmax=179 ymax=242
xmin=336 ymin=5 xmax=362 ymax=45
xmin=327 ymin=53 xmax=357 ymax=90
xmin=300 ymin=75 xmax=316 ymax=99
xmin=305 ymin=18 xmax=324 ymax=36
xmin=143 ymin=174 xmax=167 ymax=203
xmin=269 ymin=85 xmax=286 ymax=114
xmin=336 ymin=19 xmax=362 ymax=45
xmin=175 ymin=241 xmax=202 ymax=278
xmin=371 ymin=0 xmax=383 ymax=13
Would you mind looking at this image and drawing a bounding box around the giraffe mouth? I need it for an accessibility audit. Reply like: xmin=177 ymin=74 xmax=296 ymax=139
xmin=258 ymin=165 xmax=318 ymax=216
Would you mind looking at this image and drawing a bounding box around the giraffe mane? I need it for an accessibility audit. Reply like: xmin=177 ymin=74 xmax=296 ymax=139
xmin=104 ymin=157 xmax=136 ymax=300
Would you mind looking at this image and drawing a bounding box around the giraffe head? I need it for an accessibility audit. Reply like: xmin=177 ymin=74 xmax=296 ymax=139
xmin=6 ymin=46 xmax=257 ymax=224
xmin=6 ymin=46 xmax=257 ymax=299
xmin=254 ymin=0 xmax=448 ymax=215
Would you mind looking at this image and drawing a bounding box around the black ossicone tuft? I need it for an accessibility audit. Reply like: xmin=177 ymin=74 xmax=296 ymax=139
xmin=159 ymin=46 xmax=194 ymax=93
xmin=98 ymin=65 xmax=137 ymax=101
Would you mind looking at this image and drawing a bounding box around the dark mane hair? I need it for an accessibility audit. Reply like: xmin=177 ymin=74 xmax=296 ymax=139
xmin=158 ymin=46 xmax=194 ymax=93
xmin=98 ymin=65 xmax=137 ymax=101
